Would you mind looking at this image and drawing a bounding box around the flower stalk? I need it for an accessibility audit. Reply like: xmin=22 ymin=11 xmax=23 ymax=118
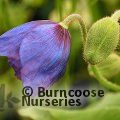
xmin=91 ymin=65 xmax=120 ymax=91
xmin=59 ymin=14 xmax=87 ymax=43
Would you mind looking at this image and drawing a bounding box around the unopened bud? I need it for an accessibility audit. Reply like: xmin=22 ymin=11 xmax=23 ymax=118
xmin=84 ymin=17 xmax=119 ymax=64
xmin=88 ymin=53 xmax=120 ymax=79
xmin=111 ymin=10 xmax=120 ymax=53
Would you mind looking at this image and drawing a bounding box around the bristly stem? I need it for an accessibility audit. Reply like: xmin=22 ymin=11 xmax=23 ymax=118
xmin=59 ymin=14 xmax=87 ymax=43
xmin=91 ymin=65 xmax=120 ymax=91
xmin=59 ymin=14 xmax=87 ymax=89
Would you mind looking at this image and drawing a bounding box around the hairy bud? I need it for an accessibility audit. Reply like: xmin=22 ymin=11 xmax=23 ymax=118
xmin=84 ymin=17 xmax=119 ymax=64
xmin=111 ymin=10 xmax=120 ymax=53
xmin=88 ymin=53 xmax=120 ymax=79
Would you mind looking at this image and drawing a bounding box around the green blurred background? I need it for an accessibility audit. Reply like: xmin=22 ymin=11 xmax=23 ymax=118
xmin=0 ymin=0 xmax=120 ymax=120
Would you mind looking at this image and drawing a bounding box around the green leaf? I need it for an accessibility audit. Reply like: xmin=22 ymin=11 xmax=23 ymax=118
xmin=0 ymin=1 xmax=29 ymax=32
xmin=23 ymin=0 xmax=44 ymax=7
xmin=18 ymin=93 xmax=120 ymax=120
xmin=7 ymin=101 xmax=14 ymax=108
xmin=7 ymin=92 xmax=12 ymax=100
xmin=10 ymin=97 xmax=21 ymax=103
xmin=111 ymin=74 xmax=120 ymax=86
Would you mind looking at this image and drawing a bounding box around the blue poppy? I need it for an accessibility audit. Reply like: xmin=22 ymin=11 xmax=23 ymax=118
xmin=0 ymin=20 xmax=70 ymax=89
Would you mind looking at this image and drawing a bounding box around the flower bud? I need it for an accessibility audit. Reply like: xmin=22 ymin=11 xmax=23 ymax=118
xmin=84 ymin=17 xmax=119 ymax=64
xmin=88 ymin=53 xmax=120 ymax=79
xmin=111 ymin=10 xmax=120 ymax=23
xmin=0 ymin=20 xmax=70 ymax=89
xmin=111 ymin=10 xmax=120 ymax=53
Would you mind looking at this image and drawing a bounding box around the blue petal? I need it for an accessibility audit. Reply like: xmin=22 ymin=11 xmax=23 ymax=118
xmin=0 ymin=20 xmax=56 ymax=79
xmin=20 ymin=23 xmax=70 ymax=88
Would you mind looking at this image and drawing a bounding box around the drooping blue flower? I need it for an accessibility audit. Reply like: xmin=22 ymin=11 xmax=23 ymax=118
xmin=0 ymin=20 xmax=70 ymax=88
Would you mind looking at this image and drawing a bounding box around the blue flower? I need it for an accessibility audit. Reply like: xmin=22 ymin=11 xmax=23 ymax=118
xmin=0 ymin=20 xmax=70 ymax=89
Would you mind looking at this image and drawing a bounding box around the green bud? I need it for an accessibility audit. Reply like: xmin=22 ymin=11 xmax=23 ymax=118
xmin=84 ymin=17 xmax=119 ymax=64
xmin=111 ymin=10 xmax=120 ymax=53
xmin=88 ymin=53 xmax=120 ymax=79
xmin=111 ymin=10 xmax=120 ymax=23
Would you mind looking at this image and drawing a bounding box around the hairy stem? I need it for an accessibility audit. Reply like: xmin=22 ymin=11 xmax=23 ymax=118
xmin=59 ymin=14 xmax=87 ymax=89
xmin=91 ymin=65 xmax=120 ymax=91
xmin=59 ymin=14 xmax=87 ymax=43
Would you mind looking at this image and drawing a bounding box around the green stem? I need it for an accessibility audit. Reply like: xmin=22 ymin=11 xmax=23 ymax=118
xmin=56 ymin=0 xmax=63 ymax=21
xmin=63 ymin=64 xmax=71 ymax=89
xmin=91 ymin=65 xmax=120 ymax=91
xmin=59 ymin=14 xmax=87 ymax=89
xmin=59 ymin=14 xmax=87 ymax=88
xmin=59 ymin=14 xmax=87 ymax=43
xmin=4 ymin=0 xmax=11 ymax=28
xmin=71 ymin=0 xmax=78 ymax=12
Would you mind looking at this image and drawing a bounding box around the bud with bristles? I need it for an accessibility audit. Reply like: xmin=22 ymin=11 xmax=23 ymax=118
xmin=111 ymin=10 xmax=120 ymax=53
xmin=84 ymin=17 xmax=119 ymax=65
xmin=88 ymin=53 xmax=120 ymax=79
